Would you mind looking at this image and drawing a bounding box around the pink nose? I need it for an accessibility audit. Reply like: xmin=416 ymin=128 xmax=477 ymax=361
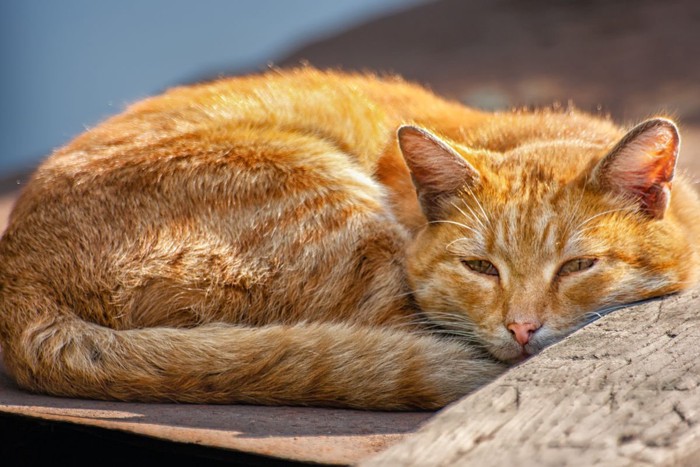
xmin=507 ymin=322 xmax=541 ymax=346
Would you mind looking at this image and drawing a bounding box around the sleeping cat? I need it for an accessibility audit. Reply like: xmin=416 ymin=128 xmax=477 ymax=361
xmin=0 ymin=68 xmax=698 ymax=410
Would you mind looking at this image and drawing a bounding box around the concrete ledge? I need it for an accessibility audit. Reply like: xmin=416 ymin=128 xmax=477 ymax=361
xmin=364 ymin=291 xmax=700 ymax=466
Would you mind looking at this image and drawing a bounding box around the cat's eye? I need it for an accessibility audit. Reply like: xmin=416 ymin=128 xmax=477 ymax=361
xmin=462 ymin=259 xmax=499 ymax=277
xmin=557 ymin=257 xmax=597 ymax=277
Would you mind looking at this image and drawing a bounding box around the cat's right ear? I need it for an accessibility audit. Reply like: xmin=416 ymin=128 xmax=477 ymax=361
xmin=592 ymin=118 xmax=679 ymax=219
xmin=397 ymin=125 xmax=480 ymax=221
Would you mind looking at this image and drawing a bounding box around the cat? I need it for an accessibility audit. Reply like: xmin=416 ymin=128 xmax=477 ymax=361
xmin=0 ymin=68 xmax=698 ymax=410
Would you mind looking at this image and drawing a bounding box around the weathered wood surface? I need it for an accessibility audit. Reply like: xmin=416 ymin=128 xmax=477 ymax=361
xmin=364 ymin=291 xmax=700 ymax=466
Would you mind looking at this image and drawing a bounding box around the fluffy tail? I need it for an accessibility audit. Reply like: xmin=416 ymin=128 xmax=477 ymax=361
xmin=2 ymin=314 xmax=503 ymax=410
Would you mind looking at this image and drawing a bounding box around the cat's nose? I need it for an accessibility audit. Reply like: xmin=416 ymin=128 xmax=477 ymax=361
xmin=507 ymin=322 xmax=541 ymax=346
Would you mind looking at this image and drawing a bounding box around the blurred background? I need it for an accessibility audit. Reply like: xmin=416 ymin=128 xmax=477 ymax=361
xmin=0 ymin=0 xmax=421 ymax=177
xmin=1 ymin=0 xmax=700 ymax=219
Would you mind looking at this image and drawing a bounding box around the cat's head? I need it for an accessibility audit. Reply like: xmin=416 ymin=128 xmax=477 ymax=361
xmin=399 ymin=118 xmax=696 ymax=362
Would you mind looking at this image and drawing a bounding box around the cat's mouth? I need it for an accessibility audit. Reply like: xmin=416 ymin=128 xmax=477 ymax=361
xmin=486 ymin=339 xmax=544 ymax=363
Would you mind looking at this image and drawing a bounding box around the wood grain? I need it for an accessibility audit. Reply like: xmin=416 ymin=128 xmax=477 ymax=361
xmin=364 ymin=291 xmax=700 ymax=466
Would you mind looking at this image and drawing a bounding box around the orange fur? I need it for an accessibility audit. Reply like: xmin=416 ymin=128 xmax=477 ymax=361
xmin=0 ymin=68 xmax=698 ymax=409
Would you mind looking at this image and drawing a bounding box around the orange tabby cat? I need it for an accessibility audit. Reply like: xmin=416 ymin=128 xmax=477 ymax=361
xmin=0 ymin=68 xmax=698 ymax=410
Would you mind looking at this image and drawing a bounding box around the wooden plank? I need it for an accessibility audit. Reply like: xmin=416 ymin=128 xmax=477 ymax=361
xmin=364 ymin=290 xmax=700 ymax=466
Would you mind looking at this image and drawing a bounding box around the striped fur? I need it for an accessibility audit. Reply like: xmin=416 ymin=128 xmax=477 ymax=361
xmin=0 ymin=68 xmax=698 ymax=409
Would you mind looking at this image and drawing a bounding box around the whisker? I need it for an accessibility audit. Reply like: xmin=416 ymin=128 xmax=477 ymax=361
xmin=428 ymin=219 xmax=481 ymax=235
xmin=451 ymin=200 xmax=486 ymax=232
xmin=579 ymin=302 xmax=642 ymax=326
xmin=573 ymin=208 xmax=630 ymax=232
xmin=463 ymin=185 xmax=492 ymax=228
xmin=385 ymin=318 xmax=481 ymax=340
xmin=563 ymin=187 xmax=587 ymax=235
xmin=446 ymin=237 xmax=467 ymax=252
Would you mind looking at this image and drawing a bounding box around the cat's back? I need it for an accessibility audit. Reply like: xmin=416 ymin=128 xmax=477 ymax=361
xmin=38 ymin=69 xmax=466 ymax=177
xmin=0 ymin=69 xmax=437 ymax=330
xmin=5 ymin=68 xmax=487 ymax=239
xmin=5 ymin=71 xmax=389 ymax=226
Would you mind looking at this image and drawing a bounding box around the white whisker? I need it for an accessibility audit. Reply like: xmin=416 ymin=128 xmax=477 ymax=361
xmin=563 ymin=187 xmax=586 ymax=235
xmin=429 ymin=219 xmax=480 ymax=235
xmin=462 ymin=185 xmax=492 ymax=228
xmin=451 ymin=199 xmax=486 ymax=232
xmin=573 ymin=208 xmax=629 ymax=232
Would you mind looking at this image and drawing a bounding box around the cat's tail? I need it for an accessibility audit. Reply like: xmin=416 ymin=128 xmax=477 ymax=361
xmin=2 ymin=313 xmax=503 ymax=410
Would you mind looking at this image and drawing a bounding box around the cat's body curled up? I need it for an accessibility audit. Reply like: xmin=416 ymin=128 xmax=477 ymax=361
xmin=1 ymin=68 xmax=699 ymax=409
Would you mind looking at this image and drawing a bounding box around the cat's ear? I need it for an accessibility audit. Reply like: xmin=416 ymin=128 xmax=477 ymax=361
xmin=592 ymin=118 xmax=679 ymax=219
xmin=397 ymin=125 xmax=479 ymax=220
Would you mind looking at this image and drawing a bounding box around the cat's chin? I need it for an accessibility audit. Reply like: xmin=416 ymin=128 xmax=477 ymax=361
xmin=484 ymin=343 xmax=530 ymax=363
xmin=486 ymin=340 xmax=545 ymax=364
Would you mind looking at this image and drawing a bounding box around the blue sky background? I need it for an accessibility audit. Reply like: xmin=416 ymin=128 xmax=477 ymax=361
xmin=0 ymin=0 xmax=422 ymax=175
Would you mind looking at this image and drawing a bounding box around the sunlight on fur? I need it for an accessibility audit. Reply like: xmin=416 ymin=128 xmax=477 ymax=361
xmin=0 ymin=68 xmax=698 ymax=410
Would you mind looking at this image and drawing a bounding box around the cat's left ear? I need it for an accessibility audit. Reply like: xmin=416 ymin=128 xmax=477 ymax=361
xmin=397 ymin=125 xmax=479 ymax=221
xmin=592 ymin=118 xmax=679 ymax=219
